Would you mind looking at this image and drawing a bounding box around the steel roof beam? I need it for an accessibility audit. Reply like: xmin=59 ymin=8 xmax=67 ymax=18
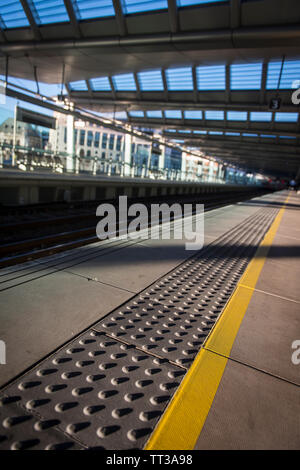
xmin=112 ymin=0 xmax=127 ymax=36
xmin=19 ymin=0 xmax=41 ymax=40
xmin=63 ymin=0 xmax=82 ymax=38
xmin=168 ymin=0 xmax=179 ymax=34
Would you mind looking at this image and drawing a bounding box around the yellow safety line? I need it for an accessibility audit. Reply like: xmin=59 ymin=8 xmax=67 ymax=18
xmin=145 ymin=194 xmax=290 ymax=450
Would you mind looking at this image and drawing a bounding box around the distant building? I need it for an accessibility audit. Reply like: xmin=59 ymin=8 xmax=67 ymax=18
xmin=0 ymin=117 xmax=43 ymax=149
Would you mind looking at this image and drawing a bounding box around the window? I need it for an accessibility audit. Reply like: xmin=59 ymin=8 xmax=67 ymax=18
xmin=109 ymin=134 xmax=115 ymax=150
xmin=102 ymin=133 xmax=108 ymax=148
xmin=94 ymin=132 xmax=100 ymax=148
xmin=116 ymin=135 xmax=122 ymax=151
xmin=177 ymin=0 xmax=226 ymax=5
xmin=79 ymin=130 xmax=85 ymax=145
xmin=87 ymin=131 xmax=93 ymax=147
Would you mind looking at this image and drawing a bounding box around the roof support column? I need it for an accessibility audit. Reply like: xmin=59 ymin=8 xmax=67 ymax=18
xmin=66 ymin=114 xmax=75 ymax=172
xmin=123 ymin=133 xmax=132 ymax=176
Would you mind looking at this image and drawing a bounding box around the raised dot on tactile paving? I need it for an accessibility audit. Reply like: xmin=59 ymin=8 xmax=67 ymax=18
xmin=34 ymin=419 xmax=60 ymax=431
xmin=18 ymin=381 xmax=41 ymax=390
xmin=55 ymin=402 xmax=78 ymax=412
xmin=98 ymin=389 xmax=118 ymax=399
xmin=83 ymin=405 xmax=105 ymax=416
xmin=25 ymin=399 xmax=50 ymax=410
xmin=66 ymin=422 xmax=90 ymax=434
xmin=111 ymin=377 xmax=129 ymax=385
xmin=139 ymin=410 xmax=162 ymax=422
xmin=127 ymin=428 xmax=152 ymax=441
xmin=3 ymin=415 xmax=32 ymax=428
xmin=45 ymin=384 xmax=67 ymax=393
xmin=124 ymin=392 xmax=144 ymax=402
xmin=112 ymin=408 xmax=133 ymax=418
xmin=36 ymin=368 xmax=57 ymax=377
xmin=97 ymin=425 xmax=121 ymax=438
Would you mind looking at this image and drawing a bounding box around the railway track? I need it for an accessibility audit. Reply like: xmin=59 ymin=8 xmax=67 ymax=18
xmin=0 ymin=189 xmax=272 ymax=268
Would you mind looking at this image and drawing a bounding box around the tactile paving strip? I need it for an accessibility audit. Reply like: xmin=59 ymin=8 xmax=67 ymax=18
xmin=0 ymin=206 xmax=278 ymax=450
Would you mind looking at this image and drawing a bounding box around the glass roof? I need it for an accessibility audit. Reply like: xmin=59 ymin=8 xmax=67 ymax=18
xmin=90 ymin=77 xmax=111 ymax=91
xmin=196 ymin=65 xmax=226 ymax=91
xmin=230 ymin=62 xmax=263 ymax=90
xmin=184 ymin=110 xmax=203 ymax=119
xmin=0 ymin=1 xmax=29 ymax=28
xmin=69 ymin=80 xmax=88 ymax=91
xmin=112 ymin=73 xmax=136 ymax=91
xmin=266 ymin=59 xmax=300 ymax=90
xmin=138 ymin=70 xmax=164 ymax=91
xmin=30 ymin=0 xmax=69 ymax=25
xmin=73 ymin=0 xmax=115 ymax=20
xmin=121 ymin=0 xmax=168 ymax=14
xmin=165 ymin=110 xmax=182 ymax=119
xmin=165 ymin=67 xmax=194 ymax=91
xmin=275 ymin=112 xmax=298 ymax=123
xmin=227 ymin=111 xmax=247 ymax=121
xmin=205 ymin=110 xmax=224 ymax=120
xmin=177 ymin=0 xmax=226 ymax=5
xmin=250 ymin=112 xmax=272 ymax=122
xmin=146 ymin=110 xmax=163 ymax=118
xmin=129 ymin=110 xmax=144 ymax=117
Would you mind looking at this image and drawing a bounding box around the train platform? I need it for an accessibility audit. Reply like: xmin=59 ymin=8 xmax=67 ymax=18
xmin=0 ymin=190 xmax=299 ymax=450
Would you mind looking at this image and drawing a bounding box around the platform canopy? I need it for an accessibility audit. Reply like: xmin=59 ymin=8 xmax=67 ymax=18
xmin=1 ymin=0 xmax=300 ymax=178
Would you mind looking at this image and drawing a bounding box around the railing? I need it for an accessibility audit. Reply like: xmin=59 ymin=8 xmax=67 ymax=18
xmin=0 ymin=143 xmax=251 ymax=186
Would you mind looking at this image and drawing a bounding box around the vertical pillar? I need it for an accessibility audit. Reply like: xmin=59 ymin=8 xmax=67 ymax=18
xmin=12 ymin=104 xmax=17 ymax=166
xmin=66 ymin=114 xmax=74 ymax=172
xmin=158 ymin=143 xmax=165 ymax=178
xmin=124 ymin=133 xmax=132 ymax=176
xmin=181 ymin=151 xmax=187 ymax=181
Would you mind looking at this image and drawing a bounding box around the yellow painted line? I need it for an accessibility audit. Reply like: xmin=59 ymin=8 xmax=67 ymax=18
xmin=145 ymin=194 xmax=290 ymax=451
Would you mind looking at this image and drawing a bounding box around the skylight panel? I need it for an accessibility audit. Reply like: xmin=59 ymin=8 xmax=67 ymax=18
xmin=226 ymin=132 xmax=240 ymax=136
xmin=194 ymin=130 xmax=207 ymax=134
xmin=227 ymin=111 xmax=247 ymax=121
xmin=196 ymin=65 xmax=225 ymax=91
xmin=165 ymin=67 xmax=194 ymax=91
xmin=184 ymin=110 xmax=203 ymax=119
xmin=209 ymin=131 xmax=223 ymax=135
xmin=30 ymin=0 xmax=69 ymax=24
xmin=73 ymin=0 xmax=115 ymax=20
xmin=279 ymin=135 xmax=296 ymax=139
xmin=230 ymin=62 xmax=263 ymax=90
xmin=112 ymin=73 xmax=136 ymax=91
xmin=177 ymin=0 xmax=226 ymax=6
xmin=243 ymin=133 xmax=258 ymax=137
xmin=266 ymin=59 xmax=300 ymax=90
xmin=138 ymin=70 xmax=164 ymax=91
xmin=178 ymin=129 xmax=191 ymax=133
xmin=250 ymin=112 xmax=272 ymax=122
xmin=146 ymin=110 xmax=163 ymax=118
xmin=275 ymin=112 xmax=298 ymax=123
xmin=0 ymin=1 xmax=29 ymax=28
xmin=114 ymin=111 xmax=127 ymax=120
xmin=260 ymin=134 xmax=276 ymax=138
xmin=69 ymin=80 xmax=88 ymax=91
xmin=166 ymin=129 xmax=176 ymax=132
xmin=165 ymin=110 xmax=182 ymax=119
xmin=205 ymin=110 xmax=224 ymax=120
xmin=129 ymin=110 xmax=144 ymax=117
xmin=89 ymin=77 xmax=111 ymax=91
xmin=121 ymin=0 xmax=168 ymax=14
